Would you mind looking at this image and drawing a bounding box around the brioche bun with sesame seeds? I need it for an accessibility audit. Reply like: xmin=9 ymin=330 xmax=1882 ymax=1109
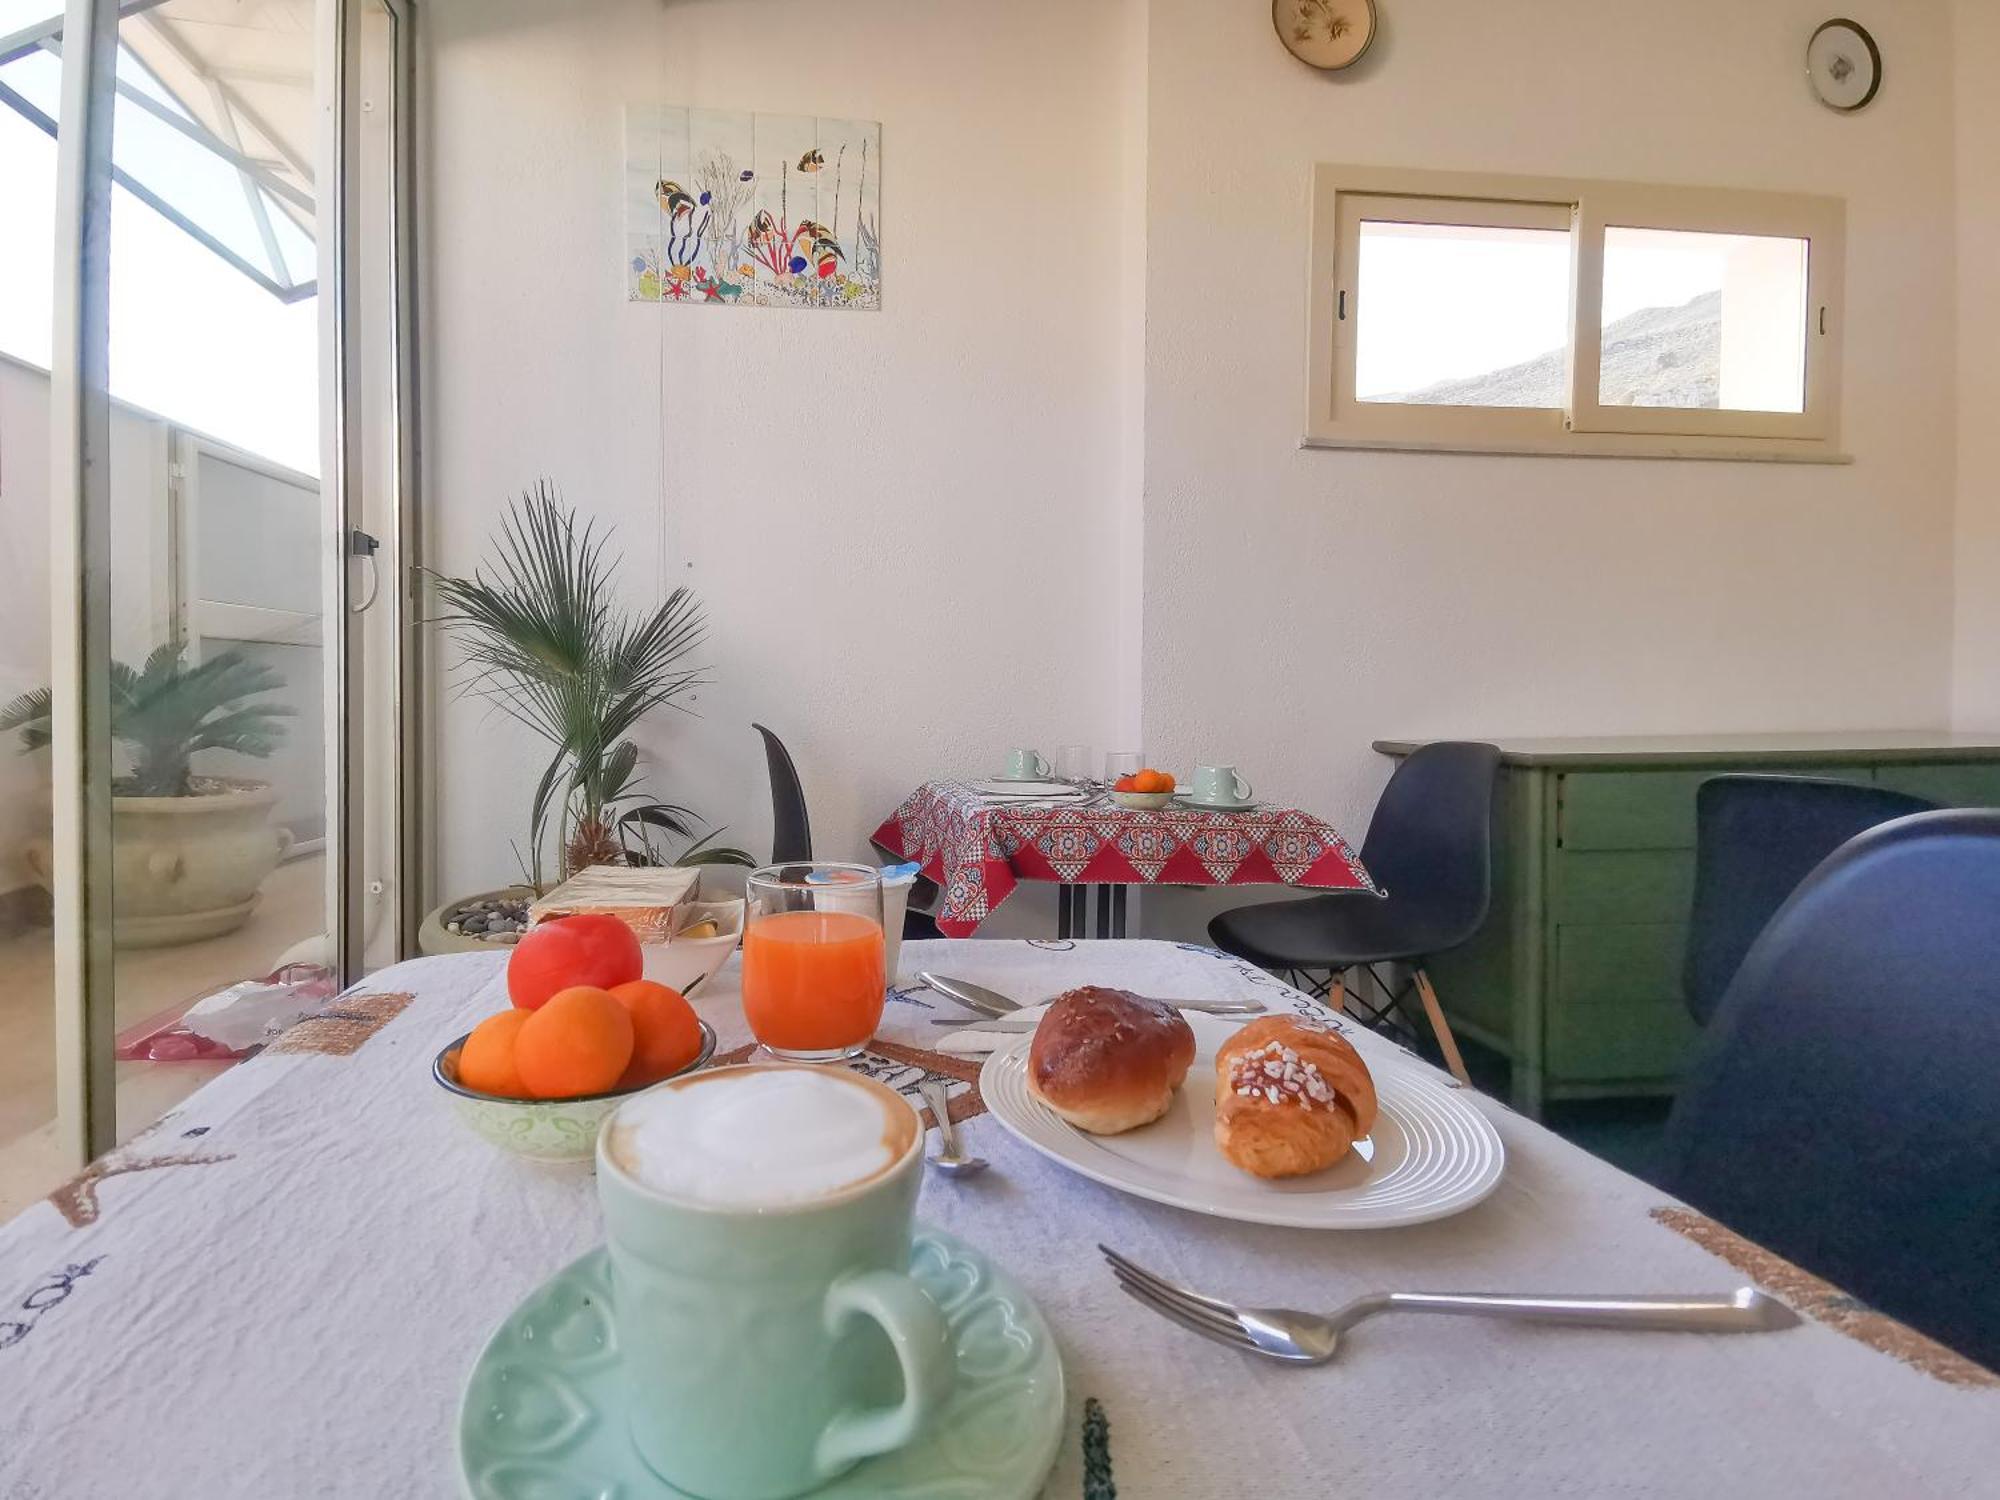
xmin=1213 ymin=1016 xmax=1378 ymax=1179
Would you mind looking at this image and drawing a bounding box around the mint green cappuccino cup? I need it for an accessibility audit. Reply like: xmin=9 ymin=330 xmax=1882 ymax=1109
xmin=596 ymin=1064 xmax=954 ymax=1500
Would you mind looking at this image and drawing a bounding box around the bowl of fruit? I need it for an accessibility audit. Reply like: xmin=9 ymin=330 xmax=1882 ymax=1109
xmin=434 ymin=913 xmax=716 ymax=1160
xmin=1111 ymin=767 xmax=1178 ymax=810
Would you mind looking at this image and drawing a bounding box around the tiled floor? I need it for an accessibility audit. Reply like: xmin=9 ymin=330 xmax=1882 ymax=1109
xmin=1455 ymin=1033 xmax=1675 ymax=1188
xmin=0 ymin=854 xmax=327 ymax=1222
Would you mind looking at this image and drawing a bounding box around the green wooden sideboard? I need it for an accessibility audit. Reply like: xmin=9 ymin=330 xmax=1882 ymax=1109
xmin=1374 ymin=732 xmax=2000 ymax=1119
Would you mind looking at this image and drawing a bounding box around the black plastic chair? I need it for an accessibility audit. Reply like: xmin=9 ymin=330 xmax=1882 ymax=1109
xmin=753 ymin=723 xmax=812 ymax=863
xmin=1684 ymin=775 xmax=1938 ymax=1026
xmin=1207 ymin=742 xmax=1501 ymax=1083
xmin=756 ymin=724 xmax=941 ymax=940
xmin=1661 ymin=809 xmax=2000 ymax=1371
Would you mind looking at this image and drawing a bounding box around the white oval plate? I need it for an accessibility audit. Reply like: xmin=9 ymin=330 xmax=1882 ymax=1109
xmin=979 ymin=1012 xmax=1504 ymax=1229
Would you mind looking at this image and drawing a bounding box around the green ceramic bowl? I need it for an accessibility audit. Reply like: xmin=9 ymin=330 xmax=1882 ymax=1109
xmin=432 ymin=1019 xmax=717 ymax=1162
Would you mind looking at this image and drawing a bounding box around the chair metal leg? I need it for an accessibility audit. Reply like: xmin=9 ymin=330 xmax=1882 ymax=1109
xmin=1414 ymin=968 xmax=1471 ymax=1086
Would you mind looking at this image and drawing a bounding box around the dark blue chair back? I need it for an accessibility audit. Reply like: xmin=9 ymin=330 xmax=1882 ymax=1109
xmin=752 ymin=723 xmax=812 ymax=863
xmin=1359 ymin=741 xmax=1501 ymax=953
xmin=1684 ymin=775 xmax=1936 ymax=1025
xmin=1661 ymin=809 xmax=2000 ymax=1371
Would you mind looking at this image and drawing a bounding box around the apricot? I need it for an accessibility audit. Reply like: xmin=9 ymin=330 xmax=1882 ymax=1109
xmin=609 ymin=980 xmax=703 ymax=1088
xmin=515 ymin=985 xmax=635 ymax=1099
xmin=458 ymin=1009 xmax=531 ymax=1097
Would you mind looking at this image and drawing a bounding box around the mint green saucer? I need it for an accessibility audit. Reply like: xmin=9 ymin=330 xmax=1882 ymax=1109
xmin=458 ymin=1226 xmax=1065 ymax=1500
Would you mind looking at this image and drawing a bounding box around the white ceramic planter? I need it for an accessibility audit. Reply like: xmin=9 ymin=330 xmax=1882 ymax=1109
xmin=25 ymin=778 xmax=291 ymax=948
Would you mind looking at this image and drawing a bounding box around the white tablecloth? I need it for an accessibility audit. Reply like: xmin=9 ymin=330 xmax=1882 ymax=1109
xmin=0 ymin=940 xmax=1992 ymax=1498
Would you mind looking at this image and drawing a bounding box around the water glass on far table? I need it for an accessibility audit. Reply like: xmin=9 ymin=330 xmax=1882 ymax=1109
xmin=1105 ymin=750 xmax=1142 ymax=783
xmin=1057 ymin=744 xmax=1095 ymax=783
xmin=742 ymin=862 xmax=887 ymax=1063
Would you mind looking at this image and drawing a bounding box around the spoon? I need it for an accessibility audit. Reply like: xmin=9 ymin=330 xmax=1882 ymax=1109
xmin=917 ymin=1077 xmax=988 ymax=1178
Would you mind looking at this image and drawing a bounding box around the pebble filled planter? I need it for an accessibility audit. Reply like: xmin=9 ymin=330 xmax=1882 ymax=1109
xmin=417 ymin=886 xmax=537 ymax=956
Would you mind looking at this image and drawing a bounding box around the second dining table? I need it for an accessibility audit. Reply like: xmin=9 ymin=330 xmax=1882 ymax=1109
xmin=872 ymin=777 xmax=1379 ymax=937
xmin=2 ymin=939 xmax=1993 ymax=1497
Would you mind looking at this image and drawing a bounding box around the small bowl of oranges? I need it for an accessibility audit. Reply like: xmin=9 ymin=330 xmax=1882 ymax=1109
xmin=433 ymin=912 xmax=717 ymax=1161
xmin=1111 ymin=767 xmax=1177 ymax=810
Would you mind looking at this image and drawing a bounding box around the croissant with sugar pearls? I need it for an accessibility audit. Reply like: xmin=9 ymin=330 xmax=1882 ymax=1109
xmin=1213 ymin=1016 xmax=1378 ymax=1179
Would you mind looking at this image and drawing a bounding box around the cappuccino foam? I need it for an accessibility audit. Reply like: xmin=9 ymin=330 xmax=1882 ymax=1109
xmin=607 ymin=1066 xmax=915 ymax=1208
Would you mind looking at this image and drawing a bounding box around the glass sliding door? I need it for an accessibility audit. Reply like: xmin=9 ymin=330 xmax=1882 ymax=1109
xmin=103 ymin=0 xmax=331 ymax=1147
xmin=17 ymin=0 xmax=413 ymax=1182
xmin=0 ymin=1 xmax=67 ymax=1217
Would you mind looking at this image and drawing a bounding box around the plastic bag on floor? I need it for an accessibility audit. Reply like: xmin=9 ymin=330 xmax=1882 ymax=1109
xmin=128 ymin=964 xmax=341 ymax=1060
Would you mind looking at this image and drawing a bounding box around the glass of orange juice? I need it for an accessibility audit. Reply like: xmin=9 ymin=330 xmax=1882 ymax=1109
xmin=741 ymin=863 xmax=887 ymax=1062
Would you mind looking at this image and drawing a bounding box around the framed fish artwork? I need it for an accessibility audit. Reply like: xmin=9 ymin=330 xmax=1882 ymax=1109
xmin=625 ymin=106 xmax=881 ymax=309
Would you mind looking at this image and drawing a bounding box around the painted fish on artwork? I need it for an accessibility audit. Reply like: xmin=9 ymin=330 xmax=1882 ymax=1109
xmin=654 ymin=178 xmax=696 ymax=220
xmin=797 ymin=148 xmax=825 ymax=173
xmin=793 ymin=219 xmax=844 ymax=279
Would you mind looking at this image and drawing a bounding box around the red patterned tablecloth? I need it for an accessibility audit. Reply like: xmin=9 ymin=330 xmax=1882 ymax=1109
xmin=871 ymin=780 xmax=1378 ymax=936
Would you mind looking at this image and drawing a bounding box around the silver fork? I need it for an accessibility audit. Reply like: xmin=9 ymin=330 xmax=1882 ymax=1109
xmin=1101 ymin=1246 xmax=1799 ymax=1364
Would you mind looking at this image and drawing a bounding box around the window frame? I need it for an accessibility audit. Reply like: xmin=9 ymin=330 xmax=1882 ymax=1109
xmin=1305 ymin=164 xmax=1848 ymax=462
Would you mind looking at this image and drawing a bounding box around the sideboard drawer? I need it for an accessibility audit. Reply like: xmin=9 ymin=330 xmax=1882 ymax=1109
xmin=1551 ymin=850 xmax=1693 ymax=922
xmin=1557 ymin=764 xmax=1877 ymax=852
xmin=1547 ymin=1000 xmax=1702 ymax=1084
xmin=1873 ymin=763 xmax=2000 ymax=808
xmin=1556 ymin=923 xmax=1686 ymax=1008
xmin=1557 ymin=772 xmax=1707 ymax=851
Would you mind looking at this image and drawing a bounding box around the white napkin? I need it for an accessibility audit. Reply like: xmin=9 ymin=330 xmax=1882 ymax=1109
xmin=967 ymin=780 xmax=1086 ymax=800
xmin=933 ymin=1004 xmax=1050 ymax=1056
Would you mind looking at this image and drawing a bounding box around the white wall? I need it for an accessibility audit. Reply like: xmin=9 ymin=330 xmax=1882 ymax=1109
xmin=424 ymin=0 xmax=1138 ymax=928
xmin=1137 ymin=0 xmax=1962 ymax=933
xmin=423 ymin=0 xmax=1976 ymax=939
xmin=1952 ymin=0 xmax=2000 ymax=726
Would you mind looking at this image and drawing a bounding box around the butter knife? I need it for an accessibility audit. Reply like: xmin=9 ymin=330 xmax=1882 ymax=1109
xmin=921 ymin=973 xmax=1267 ymax=1018
xmin=920 ymin=973 xmax=1018 ymax=1016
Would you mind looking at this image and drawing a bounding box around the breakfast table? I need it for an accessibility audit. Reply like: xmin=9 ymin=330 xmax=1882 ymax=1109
xmin=1 ymin=939 xmax=1994 ymax=1498
xmin=872 ymin=779 xmax=1378 ymax=938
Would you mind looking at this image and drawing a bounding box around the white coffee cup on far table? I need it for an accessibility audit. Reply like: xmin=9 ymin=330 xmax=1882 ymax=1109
xmin=1188 ymin=765 xmax=1254 ymax=805
xmin=1003 ymin=747 xmax=1051 ymax=780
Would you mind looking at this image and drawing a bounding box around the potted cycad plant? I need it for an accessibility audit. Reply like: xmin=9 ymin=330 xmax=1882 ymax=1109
xmin=419 ymin=483 xmax=750 ymax=953
xmin=2 ymin=643 xmax=295 ymax=947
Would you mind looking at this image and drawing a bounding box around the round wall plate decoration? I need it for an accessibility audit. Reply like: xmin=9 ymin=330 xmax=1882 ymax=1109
xmin=1274 ymin=0 xmax=1378 ymax=72
xmin=1807 ymin=18 xmax=1882 ymax=111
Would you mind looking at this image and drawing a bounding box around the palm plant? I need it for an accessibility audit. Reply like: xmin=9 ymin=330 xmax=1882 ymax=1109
xmin=428 ymin=482 xmax=750 ymax=888
xmin=1 ymin=643 xmax=291 ymax=797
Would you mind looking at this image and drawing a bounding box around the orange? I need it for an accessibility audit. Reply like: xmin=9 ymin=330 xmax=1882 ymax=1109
xmin=1155 ymin=770 xmax=1177 ymax=792
xmin=458 ymin=1009 xmax=531 ymax=1097
xmin=515 ymin=985 xmax=635 ymax=1099
xmin=609 ymin=980 xmax=703 ymax=1088
xmin=1113 ymin=774 xmax=1137 ymax=792
xmin=1133 ymin=769 xmax=1168 ymax=793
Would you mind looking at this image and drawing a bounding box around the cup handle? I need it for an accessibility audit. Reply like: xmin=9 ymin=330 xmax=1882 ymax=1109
xmin=1232 ymin=773 xmax=1254 ymax=802
xmin=1032 ymin=753 xmax=1051 ymax=778
xmin=813 ymin=1269 xmax=954 ymax=1478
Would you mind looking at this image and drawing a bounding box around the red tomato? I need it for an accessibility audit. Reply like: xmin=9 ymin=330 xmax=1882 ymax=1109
xmin=508 ymin=914 xmax=644 ymax=1010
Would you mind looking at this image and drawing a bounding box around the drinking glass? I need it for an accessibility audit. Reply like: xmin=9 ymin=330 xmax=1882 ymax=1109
xmin=1057 ymin=744 xmax=1095 ymax=783
xmin=742 ymin=863 xmax=887 ymax=1062
xmin=1104 ymin=750 xmax=1143 ymax=783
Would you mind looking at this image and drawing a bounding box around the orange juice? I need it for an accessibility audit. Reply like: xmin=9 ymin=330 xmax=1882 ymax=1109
xmin=741 ymin=909 xmax=886 ymax=1054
